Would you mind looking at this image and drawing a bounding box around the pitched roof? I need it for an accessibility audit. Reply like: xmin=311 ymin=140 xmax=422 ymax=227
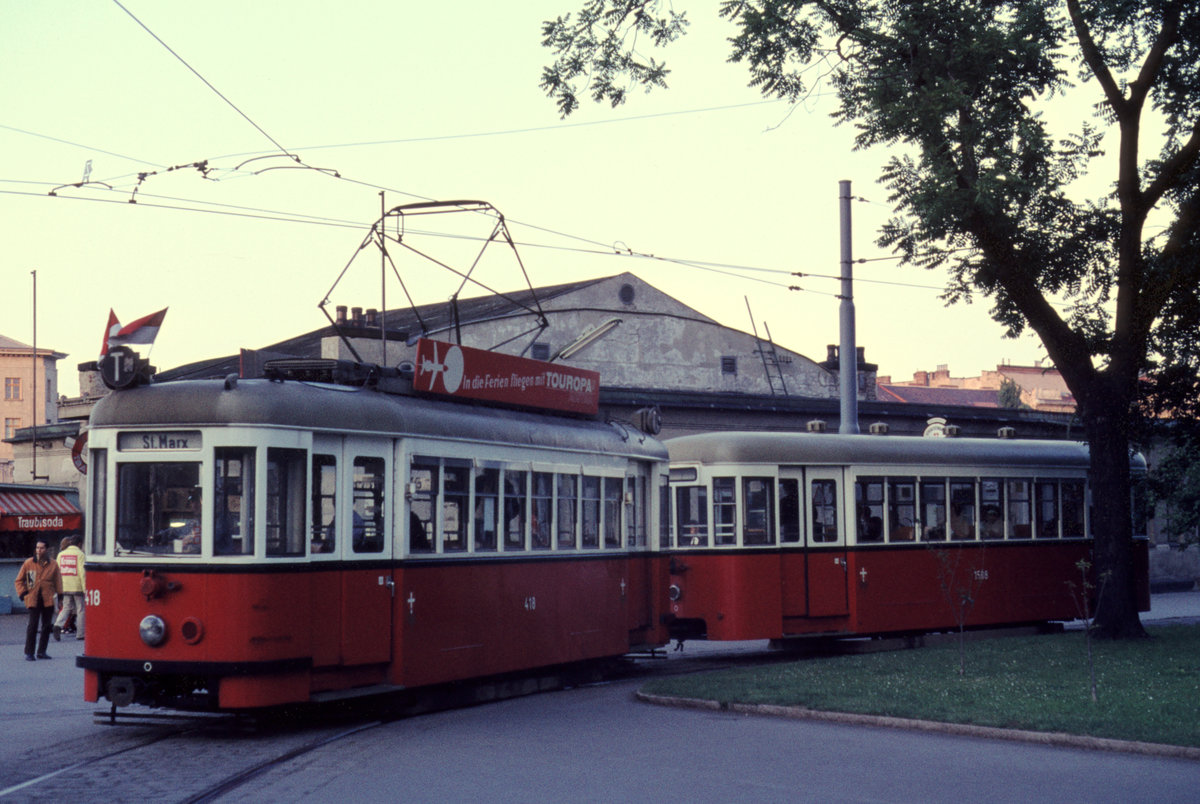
xmin=876 ymin=383 xmax=1000 ymax=408
xmin=0 ymin=334 xmax=33 ymax=350
xmin=156 ymin=275 xmax=618 ymax=381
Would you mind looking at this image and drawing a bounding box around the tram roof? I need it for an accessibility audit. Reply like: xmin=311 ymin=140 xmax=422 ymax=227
xmin=665 ymin=431 xmax=1094 ymax=470
xmin=90 ymin=378 xmax=667 ymax=461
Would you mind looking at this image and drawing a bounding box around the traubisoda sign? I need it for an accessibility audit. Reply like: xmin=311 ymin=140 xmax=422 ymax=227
xmin=413 ymin=338 xmax=600 ymax=416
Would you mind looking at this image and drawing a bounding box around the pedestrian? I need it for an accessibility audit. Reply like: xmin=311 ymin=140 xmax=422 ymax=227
xmin=13 ymin=538 xmax=62 ymax=661
xmin=53 ymin=535 xmax=86 ymax=642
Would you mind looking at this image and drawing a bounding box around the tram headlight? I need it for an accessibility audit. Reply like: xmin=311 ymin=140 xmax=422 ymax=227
xmin=667 ymin=584 xmax=682 ymax=602
xmin=139 ymin=614 xmax=167 ymax=647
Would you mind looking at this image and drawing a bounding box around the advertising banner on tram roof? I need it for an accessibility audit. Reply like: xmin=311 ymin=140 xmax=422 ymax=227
xmin=414 ymin=338 xmax=600 ymax=416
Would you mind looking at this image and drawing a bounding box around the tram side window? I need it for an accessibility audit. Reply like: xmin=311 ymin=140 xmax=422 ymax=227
xmin=409 ymin=459 xmax=437 ymax=553
xmin=855 ymin=477 xmax=885 ymax=544
xmin=117 ymin=461 xmax=203 ymax=555
xmin=604 ymin=477 xmax=622 ymax=548
xmin=215 ymin=450 xmax=254 ymax=556
xmin=89 ymin=449 xmax=107 ymax=555
xmin=743 ymin=477 xmax=775 ymax=545
xmin=352 ymin=457 xmax=385 ymax=553
xmin=557 ymin=473 xmax=578 ymax=549
xmin=980 ymin=478 xmax=1004 ymax=540
xmin=887 ymin=478 xmax=916 ymax=542
xmin=1034 ymin=480 xmax=1059 ymax=539
xmin=656 ymin=473 xmax=668 ymax=549
xmin=949 ymin=480 xmax=977 ymax=541
xmin=532 ymin=472 xmax=553 ymax=549
xmin=1007 ymin=479 xmax=1032 ymax=540
xmin=811 ymin=479 xmax=838 ymax=543
xmin=779 ymin=479 xmax=801 ymax=544
xmin=581 ymin=475 xmax=601 ymax=549
xmin=266 ymin=449 xmax=306 ymax=557
xmin=442 ymin=460 xmax=469 ymax=553
xmin=634 ymin=473 xmax=653 ymax=548
xmin=713 ymin=477 xmax=737 ymax=545
xmin=474 ymin=466 xmax=500 ymax=552
xmin=311 ymin=455 xmax=337 ymax=554
xmin=676 ymin=485 xmax=709 ymax=547
xmin=1061 ymin=481 xmax=1086 ymax=538
xmin=503 ymin=471 xmax=527 ymax=551
xmin=919 ymin=479 xmax=947 ymax=541
xmin=504 ymin=472 xmax=528 ymax=554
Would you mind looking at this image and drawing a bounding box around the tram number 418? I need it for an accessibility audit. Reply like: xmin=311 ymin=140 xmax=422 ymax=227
xmin=86 ymin=589 xmax=101 ymax=606
xmin=523 ymin=596 xmax=537 ymax=611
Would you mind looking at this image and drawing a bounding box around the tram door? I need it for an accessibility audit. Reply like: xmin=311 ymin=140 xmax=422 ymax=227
xmin=805 ymin=467 xmax=850 ymax=617
xmin=335 ymin=436 xmax=394 ymax=666
xmin=778 ymin=469 xmax=808 ymax=619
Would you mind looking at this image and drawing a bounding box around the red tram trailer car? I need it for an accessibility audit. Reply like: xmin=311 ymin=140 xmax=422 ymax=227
xmin=77 ymin=346 xmax=669 ymax=712
xmin=663 ymin=431 xmax=1150 ymax=643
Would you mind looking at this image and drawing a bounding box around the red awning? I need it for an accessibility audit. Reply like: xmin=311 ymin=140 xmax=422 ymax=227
xmin=0 ymin=491 xmax=83 ymax=532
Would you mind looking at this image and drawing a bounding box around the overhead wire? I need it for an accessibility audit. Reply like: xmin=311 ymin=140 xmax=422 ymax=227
xmin=110 ymin=0 xmax=296 ymax=162
xmin=0 ymin=176 xmax=961 ymax=296
xmin=0 ymin=124 xmax=165 ymax=170
xmin=0 ymin=10 xmax=997 ymax=313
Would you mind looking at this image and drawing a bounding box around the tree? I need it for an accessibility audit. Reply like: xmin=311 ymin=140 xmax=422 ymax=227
xmin=541 ymin=1 xmax=1200 ymax=638
xmin=997 ymin=377 xmax=1027 ymax=409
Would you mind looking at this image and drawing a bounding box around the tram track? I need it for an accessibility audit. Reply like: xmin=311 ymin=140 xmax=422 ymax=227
xmin=0 ymin=719 xmax=210 ymax=801
xmin=181 ymin=720 xmax=385 ymax=804
xmin=0 ymin=646 xmax=787 ymax=803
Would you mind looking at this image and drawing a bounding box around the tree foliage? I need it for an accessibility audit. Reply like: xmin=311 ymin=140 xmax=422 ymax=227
xmin=997 ymin=377 xmax=1027 ymax=409
xmin=541 ymin=1 xmax=1200 ymax=638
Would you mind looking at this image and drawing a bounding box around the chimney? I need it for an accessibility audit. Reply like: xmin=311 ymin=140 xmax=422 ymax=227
xmin=335 ymin=305 xmax=348 ymax=325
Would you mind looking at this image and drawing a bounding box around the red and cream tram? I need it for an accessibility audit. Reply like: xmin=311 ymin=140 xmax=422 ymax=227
xmin=663 ymin=431 xmax=1150 ymax=642
xmin=78 ymin=344 xmax=668 ymax=711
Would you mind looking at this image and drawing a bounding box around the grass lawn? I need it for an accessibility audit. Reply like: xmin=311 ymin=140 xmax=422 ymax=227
xmin=640 ymin=625 xmax=1200 ymax=748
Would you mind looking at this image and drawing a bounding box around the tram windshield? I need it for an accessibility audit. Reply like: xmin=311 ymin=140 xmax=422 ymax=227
xmin=116 ymin=462 xmax=202 ymax=555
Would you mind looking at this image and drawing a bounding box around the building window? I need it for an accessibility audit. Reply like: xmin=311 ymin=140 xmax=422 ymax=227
xmin=4 ymin=418 xmax=20 ymax=439
xmin=530 ymin=342 xmax=551 ymax=361
xmin=721 ymin=356 xmax=737 ymax=375
xmin=4 ymin=378 xmax=20 ymax=401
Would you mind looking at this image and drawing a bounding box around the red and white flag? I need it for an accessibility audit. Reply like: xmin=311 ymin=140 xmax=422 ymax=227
xmin=101 ymin=308 xmax=168 ymax=355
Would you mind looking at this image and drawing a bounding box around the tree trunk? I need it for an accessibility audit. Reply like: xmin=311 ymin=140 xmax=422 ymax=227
xmin=1083 ymin=407 xmax=1147 ymax=639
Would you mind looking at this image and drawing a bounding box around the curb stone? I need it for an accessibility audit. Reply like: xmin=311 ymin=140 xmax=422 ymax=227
xmin=635 ymin=691 xmax=1200 ymax=762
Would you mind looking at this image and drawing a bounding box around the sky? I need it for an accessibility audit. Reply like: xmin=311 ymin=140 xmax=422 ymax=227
xmin=2 ymin=1 xmax=1053 ymax=398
